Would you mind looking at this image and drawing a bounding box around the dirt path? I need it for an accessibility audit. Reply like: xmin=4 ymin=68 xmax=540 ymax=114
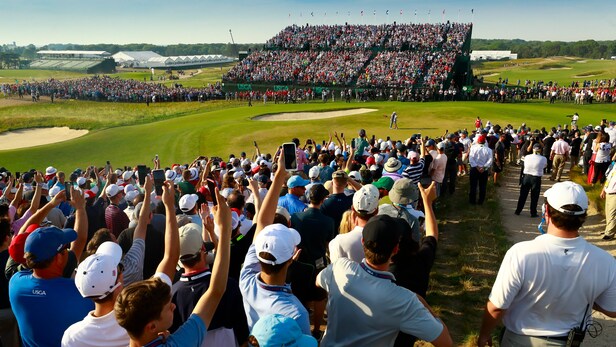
xmin=498 ymin=163 xmax=616 ymax=346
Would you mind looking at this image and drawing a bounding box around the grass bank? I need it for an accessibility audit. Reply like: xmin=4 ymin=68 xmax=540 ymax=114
xmin=425 ymin=178 xmax=510 ymax=346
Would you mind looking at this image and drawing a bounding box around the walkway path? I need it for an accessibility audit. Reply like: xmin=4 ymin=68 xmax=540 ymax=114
xmin=498 ymin=163 xmax=616 ymax=346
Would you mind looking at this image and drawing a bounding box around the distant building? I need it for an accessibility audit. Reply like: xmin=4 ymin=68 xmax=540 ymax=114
xmin=112 ymin=51 xmax=235 ymax=69
xmin=470 ymin=50 xmax=518 ymax=61
xmin=31 ymin=50 xmax=115 ymax=73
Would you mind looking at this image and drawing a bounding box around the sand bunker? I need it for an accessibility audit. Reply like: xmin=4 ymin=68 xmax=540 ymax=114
xmin=546 ymin=67 xmax=572 ymax=70
xmin=0 ymin=127 xmax=88 ymax=150
xmin=254 ymin=108 xmax=377 ymax=121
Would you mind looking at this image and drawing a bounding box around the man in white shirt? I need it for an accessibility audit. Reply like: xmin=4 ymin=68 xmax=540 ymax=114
xmin=468 ymin=135 xmax=493 ymax=205
xmin=515 ymin=144 xmax=547 ymax=217
xmin=328 ymin=184 xmax=379 ymax=263
xmin=479 ymin=182 xmax=616 ymax=346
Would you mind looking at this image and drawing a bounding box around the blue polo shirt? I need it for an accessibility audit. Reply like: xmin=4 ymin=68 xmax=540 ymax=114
xmin=9 ymin=270 xmax=94 ymax=347
xmin=277 ymin=194 xmax=307 ymax=215
xmin=239 ymin=244 xmax=310 ymax=334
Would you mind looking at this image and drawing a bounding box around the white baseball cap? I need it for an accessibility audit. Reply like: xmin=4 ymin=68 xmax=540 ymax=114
xmin=179 ymin=223 xmax=204 ymax=258
xmin=254 ymin=224 xmax=301 ymax=265
xmin=179 ymin=194 xmax=199 ymax=212
xmin=125 ymin=190 xmax=139 ymax=204
xmin=275 ymin=206 xmax=291 ymax=223
xmin=353 ymin=184 xmax=379 ymax=214
xmin=105 ymin=184 xmax=123 ymax=198
xmin=75 ymin=242 xmax=123 ymax=299
xmin=544 ymin=181 xmax=588 ymax=215
xmin=45 ymin=166 xmax=57 ymax=175
xmin=76 ymin=177 xmax=87 ymax=187
xmin=124 ymin=184 xmax=136 ymax=194
xmin=348 ymin=171 xmax=360 ymax=182
xmin=49 ymin=185 xmax=62 ymax=197
xmin=308 ymin=166 xmax=320 ymax=179
xmin=122 ymin=171 xmax=133 ymax=181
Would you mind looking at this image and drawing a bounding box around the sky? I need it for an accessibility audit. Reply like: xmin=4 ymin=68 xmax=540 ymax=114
xmin=2 ymin=0 xmax=616 ymax=46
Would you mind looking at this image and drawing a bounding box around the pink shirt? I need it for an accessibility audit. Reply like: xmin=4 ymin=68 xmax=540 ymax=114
xmin=551 ymin=139 xmax=570 ymax=155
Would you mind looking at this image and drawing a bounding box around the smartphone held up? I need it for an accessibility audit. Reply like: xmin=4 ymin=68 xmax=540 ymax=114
xmin=282 ymin=142 xmax=298 ymax=172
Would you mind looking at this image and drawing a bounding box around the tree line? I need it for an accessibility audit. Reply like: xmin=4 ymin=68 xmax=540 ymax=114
xmin=471 ymin=39 xmax=616 ymax=59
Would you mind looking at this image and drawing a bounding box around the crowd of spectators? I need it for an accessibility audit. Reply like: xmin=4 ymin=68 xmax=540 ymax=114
xmin=299 ymin=50 xmax=372 ymax=85
xmin=225 ymin=22 xmax=472 ymax=88
xmin=265 ymin=24 xmax=389 ymax=50
xmin=1 ymin=76 xmax=224 ymax=103
xmin=1 ymin=117 xmax=615 ymax=346
xmin=224 ymin=51 xmax=318 ymax=84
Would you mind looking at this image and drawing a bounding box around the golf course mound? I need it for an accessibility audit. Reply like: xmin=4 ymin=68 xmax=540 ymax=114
xmin=253 ymin=108 xmax=377 ymax=121
xmin=0 ymin=127 xmax=88 ymax=150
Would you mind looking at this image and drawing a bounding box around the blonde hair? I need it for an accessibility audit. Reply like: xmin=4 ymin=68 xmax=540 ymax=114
xmin=338 ymin=210 xmax=354 ymax=234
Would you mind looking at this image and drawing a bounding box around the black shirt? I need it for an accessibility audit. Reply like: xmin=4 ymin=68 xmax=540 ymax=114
xmin=320 ymin=193 xmax=353 ymax=233
xmin=291 ymin=208 xmax=335 ymax=265
xmin=0 ymin=250 xmax=10 ymax=309
xmin=171 ymin=269 xmax=249 ymax=345
xmin=389 ymin=236 xmax=437 ymax=299
xmin=229 ymin=224 xmax=255 ymax=281
xmin=117 ymin=224 xmax=164 ymax=279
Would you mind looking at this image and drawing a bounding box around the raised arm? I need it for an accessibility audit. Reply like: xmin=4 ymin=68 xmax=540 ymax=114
xmin=199 ymin=203 xmax=218 ymax=249
xmin=134 ymin=176 xmax=153 ymax=241
xmin=418 ymin=182 xmax=439 ymax=241
xmin=10 ymin=178 xmax=24 ymax=209
xmin=193 ymin=187 xmax=231 ymax=327
xmin=19 ymin=190 xmax=66 ymax=235
xmin=248 ymin=178 xmax=262 ymax=219
xmin=69 ymin=186 xmax=88 ymax=260
xmin=255 ymin=150 xmax=287 ymax=238
xmin=154 ymin=181 xmax=180 ymax=280
xmin=345 ymin=145 xmax=355 ymax=172
xmin=26 ymin=172 xmax=44 ymax=216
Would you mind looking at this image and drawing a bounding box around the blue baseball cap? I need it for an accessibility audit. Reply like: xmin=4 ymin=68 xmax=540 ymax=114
xmin=250 ymin=314 xmax=317 ymax=347
xmin=287 ymin=175 xmax=310 ymax=188
xmin=24 ymin=226 xmax=77 ymax=263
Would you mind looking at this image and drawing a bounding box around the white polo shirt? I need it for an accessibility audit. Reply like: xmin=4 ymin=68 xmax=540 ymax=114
xmin=522 ymin=154 xmax=547 ymax=177
xmin=328 ymin=226 xmax=364 ymax=263
xmin=490 ymin=234 xmax=616 ymax=337
xmin=317 ymin=258 xmax=443 ymax=346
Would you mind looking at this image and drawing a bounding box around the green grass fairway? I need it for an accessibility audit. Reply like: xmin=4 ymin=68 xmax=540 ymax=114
xmin=473 ymin=57 xmax=616 ymax=85
xmin=0 ymin=69 xmax=87 ymax=82
xmin=1 ymin=99 xmax=614 ymax=172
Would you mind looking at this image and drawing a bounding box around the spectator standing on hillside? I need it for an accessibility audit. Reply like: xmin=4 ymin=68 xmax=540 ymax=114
xmin=550 ymin=133 xmax=570 ymax=182
xmin=290 ymin=184 xmax=334 ymax=338
xmin=479 ymin=182 xmax=616 ymax=346
xmin=515 ymin=144 xmax=547 ymax=217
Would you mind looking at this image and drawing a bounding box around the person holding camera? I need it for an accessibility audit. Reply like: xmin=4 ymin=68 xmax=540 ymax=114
xmin=478 ymin=182 xmax=616 ymax=346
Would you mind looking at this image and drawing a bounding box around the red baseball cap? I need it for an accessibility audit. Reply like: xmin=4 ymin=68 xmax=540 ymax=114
xmin=9 ymin=224 xmax=40 ymax=264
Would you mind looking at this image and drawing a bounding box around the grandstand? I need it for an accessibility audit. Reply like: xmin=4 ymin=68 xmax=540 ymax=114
xmin=30 ymin=50 xmax=116 ymax=73
xmin=112 ymin=51 xmax=235 ymax=70
xmin=223 ymin=22 xmax=473 ymax=94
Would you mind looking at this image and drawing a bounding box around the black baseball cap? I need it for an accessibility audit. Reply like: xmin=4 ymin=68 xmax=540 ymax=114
xmin=362 ymin=215 xmax=403 ymax=255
